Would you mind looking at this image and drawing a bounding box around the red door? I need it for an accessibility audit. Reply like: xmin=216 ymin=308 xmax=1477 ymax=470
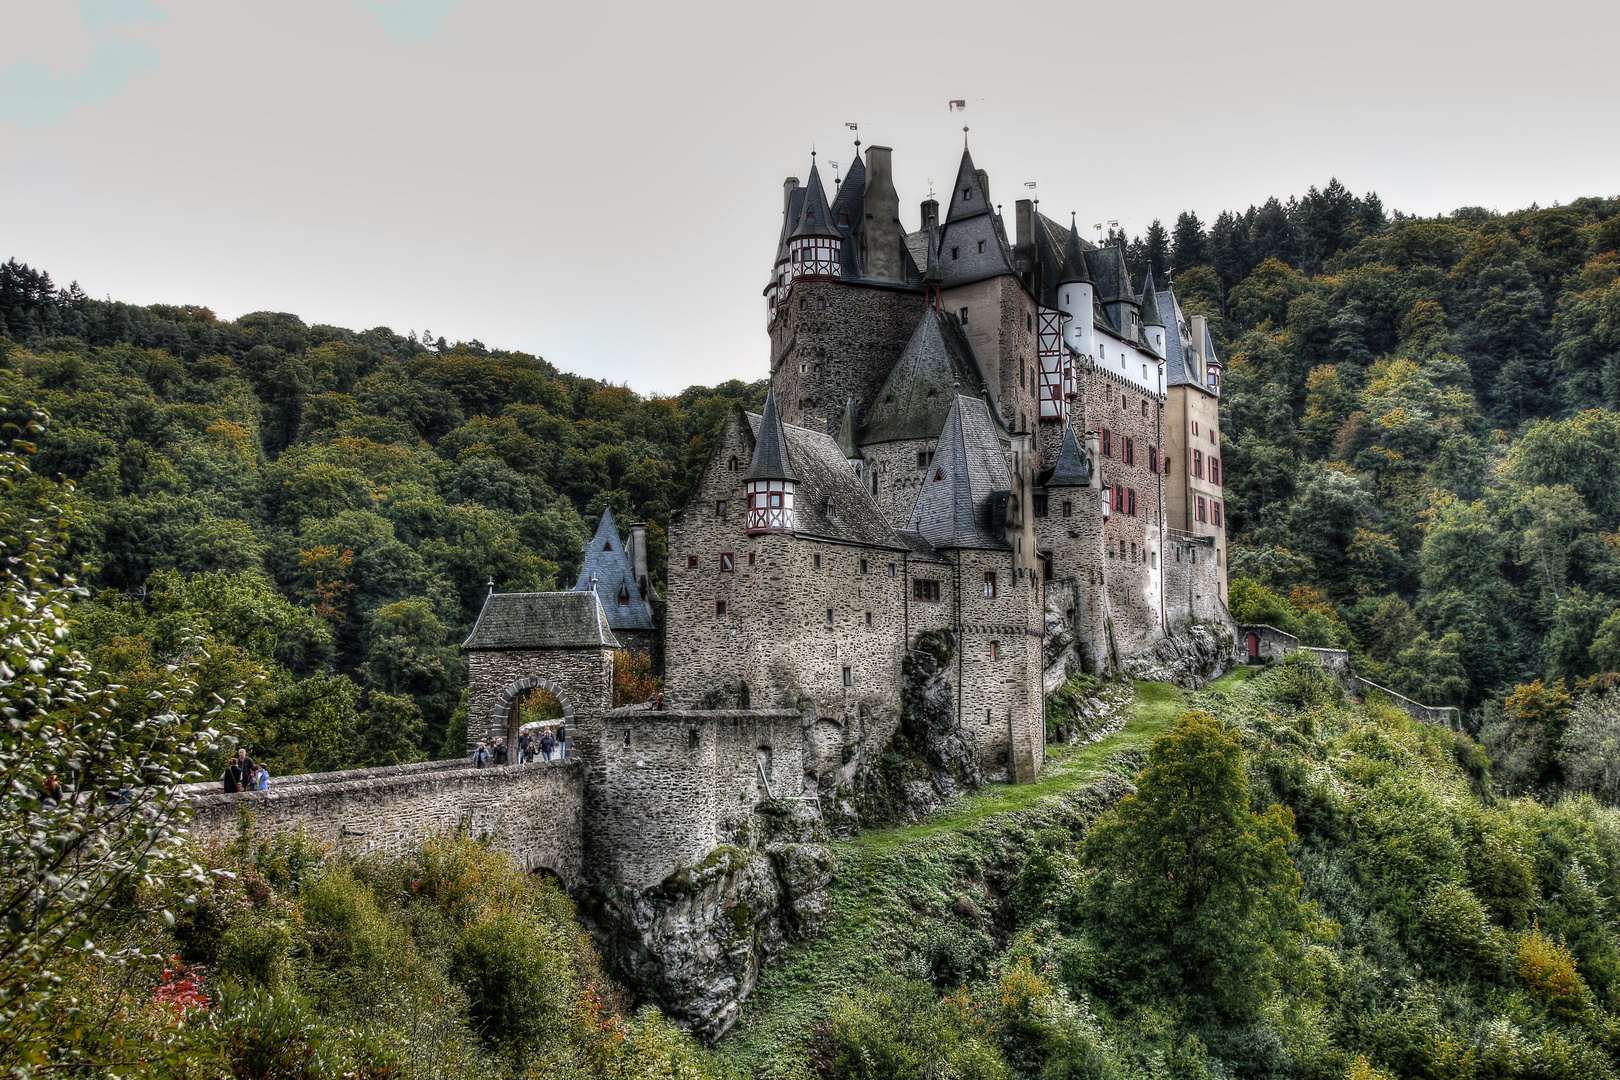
xmin=1247 ymin=633 xmax=1260 ymax=662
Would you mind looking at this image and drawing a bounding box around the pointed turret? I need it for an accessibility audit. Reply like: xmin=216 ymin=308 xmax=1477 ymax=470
xmin=745 ymin=388 xmax=798 ymax=533
xmin=785 ymin=160 xmax=843 ymax=284
xmin=1139 ymin=268 xmax=1165 ymax=327
xmin=1059 ymin=222 xmax=1092 ymax=285
xmin=1044 ymin=424 xmax=1092 ymax=488
xmin=860 ymin=308 xmax=1004 ymax=445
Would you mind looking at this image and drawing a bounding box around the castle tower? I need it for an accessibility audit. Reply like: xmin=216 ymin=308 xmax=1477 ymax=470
xmin=1100 ymin=244 xmax=1141 ymax=344
xmin=744 ymin=387 xmax=797 ymax=533
xmin=768 ymin=149 xmax=924 ymax=433
xmin=1058 ymin=222 xmax=1096 ymax=364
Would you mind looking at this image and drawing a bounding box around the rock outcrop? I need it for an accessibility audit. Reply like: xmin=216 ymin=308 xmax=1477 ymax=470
xmin=581 ymin=800 xmax=834 ymax=1042
xmin=1122 ymin=622 xmax=1238 ymax=687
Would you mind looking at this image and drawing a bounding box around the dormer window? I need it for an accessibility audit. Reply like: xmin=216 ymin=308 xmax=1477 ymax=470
xmin=977 ymin=240 xmax=985 ymax=253
xmin=824 ymin=496 xmax=834 ymax=516
xmin=603 ymin=541 xmax=612 ymax=550
xmin=963 ymin=188 xmax=972 ymax=200
xmin=951 ymin=247 xmax=959 ymax=260
xmin=934 ymin=468 xmax=944 ymax=482
xmin=618 ymin=588 xmax=629 ymax=606
xmin=838 ymin=213 xmax=848 ymax=225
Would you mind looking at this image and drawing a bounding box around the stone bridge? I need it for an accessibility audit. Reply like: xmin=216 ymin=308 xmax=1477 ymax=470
xmin=183 ymin=757 xmax=584 ymax=886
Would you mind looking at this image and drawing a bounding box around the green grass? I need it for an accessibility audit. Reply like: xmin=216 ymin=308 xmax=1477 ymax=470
xmin=1207 ymin=664 xmax=1259 ymax=691
xmin=713 ymin=679 xmax=1187 ymax=1075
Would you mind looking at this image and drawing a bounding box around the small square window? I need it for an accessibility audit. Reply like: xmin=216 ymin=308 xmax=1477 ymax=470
xmin=716 ymin=600 xmax=727 ymax=616
xmin=842 ymin=666 xmax=853 ymax=687
xmin=687 ymin=555 xmax=699 ymax=569
xmin=720 ymin=553 xmax=734 ymax=572
xmin=1033 ymin=492 xmax=1048 ymax=517
xmin=951 ymin=247 xmax=959 ymax=260
xmin=800 ymin=298 xmax=807 ymax=310
xmin=817 ymin=298 xmax=826 ymax=311
xmin=716 ymin=499 xmax=728 ymax=518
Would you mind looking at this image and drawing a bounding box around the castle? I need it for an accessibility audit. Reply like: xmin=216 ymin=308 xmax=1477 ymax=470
xmin=189 ymin=137 xmax=1236 ymax=1035
xmin=464 ymin=137 xmax=1233 ymax=821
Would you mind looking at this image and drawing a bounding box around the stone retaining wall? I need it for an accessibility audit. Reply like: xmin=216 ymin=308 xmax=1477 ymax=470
xmin=1348 ymin=676 xmax=1461 ymax=729
xmin=187 ymin=758 xmax=585 ymax=886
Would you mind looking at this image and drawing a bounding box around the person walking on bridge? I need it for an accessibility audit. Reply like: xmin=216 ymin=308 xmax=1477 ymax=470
xmin=539 ymin=727 xmax=556 ymax=762
xmin=555 ymin=720 xmax=566 ymax=760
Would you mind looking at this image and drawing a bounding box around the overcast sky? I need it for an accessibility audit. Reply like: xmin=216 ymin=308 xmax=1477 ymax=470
xmin=3 ymin=0 xmax=1616 ymax=395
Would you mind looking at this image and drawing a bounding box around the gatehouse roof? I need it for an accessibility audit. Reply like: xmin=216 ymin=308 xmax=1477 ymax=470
xmin=464 ymin=591 xmax=621 ymax=651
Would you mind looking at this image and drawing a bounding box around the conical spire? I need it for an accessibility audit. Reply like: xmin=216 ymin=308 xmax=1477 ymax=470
xmin=923 ymin=225 xmax=942 ymax=285
xmin=1139 ymin=267 xmax=1165 ymax=328
xmin=744 ymin=387 xmax=796 ymax=481
xmin=836 ymin=397 xmax=860 ymax=460
xmin=1059 ymin=221 xmax=1092 ymax=286
xmin=907 ymin=394 xmax=1014 ymax=550
xmin=1046 ymin=424 xmax=1092 ymax=487
xmin=789 ymin=160 xmax=842 ymax=241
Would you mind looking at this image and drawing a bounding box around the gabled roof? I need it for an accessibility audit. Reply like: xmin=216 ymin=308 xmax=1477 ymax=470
xmin=744 ymin=387 xmax=796 ymax=481
xmin=1044 ymin=424 xmax=1092 ymax=488
xmin=908 ymin=394 xmax=1014 ymax=551
xmin=740 ymin=411 xmax=906 ymax=549
xmin=788 ymin=162 xmax=842 ymax=242
xmin=572 ymin=507 xmax=656 ymax=630
xmin=1084 ymin=243 xmax=1137 ymax=306
xmin=859 ymin=309 xmax=1001 ymax=445
xmin=944 ymin=148 xmax=990 ymax=223
xmin=464 ymin=591 xmax=621 ymax=651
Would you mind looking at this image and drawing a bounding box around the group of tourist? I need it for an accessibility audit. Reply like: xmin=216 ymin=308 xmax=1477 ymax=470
xmin=472 ymin=723 xmax=566 ymax=768
xmin=221 ymin=748 xmax=269 ymax=793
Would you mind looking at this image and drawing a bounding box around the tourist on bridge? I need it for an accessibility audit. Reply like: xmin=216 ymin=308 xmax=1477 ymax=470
xmin=223 ymin=749 xmax=255 ymax=793
xmin=494 ymin=739 xmax=508 ymax=765
xmin=556 ymin=721 xmax=566 ymax=760
xmin=519 ymin=728 xmax=533 ymax=763
xmin=539 ymin=727 xmax=556 ymax=761
xmin=473 ymin=742 xmax=491 ymax=768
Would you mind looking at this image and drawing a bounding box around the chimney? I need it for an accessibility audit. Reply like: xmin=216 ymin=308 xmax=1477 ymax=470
xmin=1190 ymin=314 xmax=1208 ymax=382
xmin=629 ymin=521 xmax=654 ymax=600
xmin=920 ymin=198 xmax=939 ymax=231
xmin=782 ymin=177 xmax=800 ymax=217
xmin=1014 ymin=198 xmax=1034 ymax=276
xmin=860 ymin=146 xmax=903 ymax=282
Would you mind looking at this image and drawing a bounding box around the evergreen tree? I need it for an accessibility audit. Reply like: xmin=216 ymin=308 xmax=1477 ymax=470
xmin=1250 ymin=197 xmax=1297 ymax=266
xmin=1170 ymin=211 xmax=1208 ymax=275
xmin=1208 ymin=209 xmax=1250 ymax=291
xmin=1143 ymin=220 xmax=1170 ymax=286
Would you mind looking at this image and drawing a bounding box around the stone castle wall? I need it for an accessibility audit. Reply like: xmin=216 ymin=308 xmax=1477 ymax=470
xmin=569 ymin=707 xmax=805 ymax=889
xmin=1163 ymin=535 xmax=1230 ymax=636
xmin=186 ymin=759 xmax=585 ymax=885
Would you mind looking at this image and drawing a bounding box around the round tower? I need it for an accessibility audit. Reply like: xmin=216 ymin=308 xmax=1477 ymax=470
xmin=787 ymin=158 xmax=843 ymax=284
xmin=1057 ymin=221 xmax=1095 ymax=359
xmin=745 ymin=388 xmax=798 ymax=534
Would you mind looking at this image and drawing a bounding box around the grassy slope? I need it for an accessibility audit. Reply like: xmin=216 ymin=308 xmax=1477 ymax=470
xmin=714 ymin=679 xmax=1190 ymax=1077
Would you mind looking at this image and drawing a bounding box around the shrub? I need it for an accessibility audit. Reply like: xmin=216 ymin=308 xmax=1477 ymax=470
xmin=826 ymin=977 xmax=1009 ymax=1080
xmin=218 ymin=914 xmax=293 ymax=987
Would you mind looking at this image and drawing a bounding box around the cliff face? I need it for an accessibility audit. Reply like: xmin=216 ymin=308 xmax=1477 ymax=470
xmin=581 ymin=801 xmax=835 ymax=1042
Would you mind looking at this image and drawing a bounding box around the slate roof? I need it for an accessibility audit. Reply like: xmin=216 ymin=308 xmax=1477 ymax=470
xmin=744 ymin=387 xmax=796 ymax=482
xmin=774 ymin=183 xmax=807 ymax=266
xmin=835 ymin=397 xmax=860 ymax=459
xmin=1043 ymin=424 xmax=1092 ymax=487
xmin=740 ymin=412 xmax=907 ymax=549
xmin=1139 ymin=269 xmax=1165 ymax=328
xmin=464 ymin=591 xmax=621 ymax=650
xmin=859 ymin=309 xmax=1001 ymax=445
xmin=571 ymin=507 xmax=656 ymax=630
xmin=788 ymin=162 xmax=843 ymax=242
xmin=830 ymin=149 xmax=866 ymax=279
xmin=1059 ymin=222 xmax=1093 ymax=288
xmin=1161 ymin=286 xmax=1194 ymax=386
xmin=944 ymin=148 xmax=991 ymax=223
xmin=907 ymin=394 xmax=1014 ymax=551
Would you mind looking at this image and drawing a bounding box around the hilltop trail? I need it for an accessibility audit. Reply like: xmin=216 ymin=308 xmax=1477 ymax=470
xmin=713 ymin=677 xmax=1225 ymax=1074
